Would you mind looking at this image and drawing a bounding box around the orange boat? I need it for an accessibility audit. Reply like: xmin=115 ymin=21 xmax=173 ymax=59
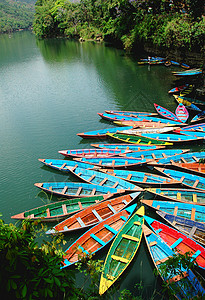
xmin=172 ymin=162 xmax=205 ymax=177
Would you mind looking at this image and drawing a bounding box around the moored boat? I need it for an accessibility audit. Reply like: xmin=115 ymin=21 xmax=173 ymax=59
xmin=173 ymin=69 xmax=203 ymax=77
xmin=168 ymin=84 xmax=189 ymax=94
xmin=99 ymin=206 xmax=144 ymax=295
xmin=175 ymin=103 xmax=189 ymax=123
xmin=141 ymin=200 xmax=205 ymax=222
xmin=104 ymin=110 xmax=157 ymax=117
xmin=157 ymin=211 xmax=205 ymax=246
xmin=116 ymin=126 xmax=179 ymax=135
xmin=145 ymin=216 xmax=205 ymax=270
xmin=11 ymin=194 xmax=111 ymax=222
xmin=58 ymin=148 xmax=131 ymax=158
xmin=91 ymin=143 xmax=165 ymax=151
xmin=61 ymin=204 xmax=137 ymax=268
xmin=143 ymin=224 xmax=205 ymax=300
xmin=46 ymin=192 xmax=140 ymax=234
xmin=191 ymin=110 xmax=205 ymax=123
xmin=169 ymin=162 xmax=205 ymax=177
xmin=120 ymin=149 xmax=189 ymax=160
xmin=132 ymin=132 xmax=202 ymax=143
xmin=114 ymin=120 xmax=179 ymax=128
xmin=174 ymin=123 xmax=205 ymax=132
xmin=154 ymin=103 xmax=183 ymax=123
xmin=174 ymin=95 xmax=202 ymax=112
xmin=77 ymin=126 xmax=133 ymax=138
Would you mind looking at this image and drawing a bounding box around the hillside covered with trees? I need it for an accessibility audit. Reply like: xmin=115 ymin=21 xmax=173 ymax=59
xmin=0 ymin=0 xmax=35 ymax=33
xmin=33 ymin=0 xmax=205 ymax=53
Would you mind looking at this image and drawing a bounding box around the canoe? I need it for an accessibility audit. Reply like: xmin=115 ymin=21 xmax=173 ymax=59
xmin=106 ymin=133 xmax=173 ymax=145
xmin=91 ymin=143 xmax=165 ymax=151
xmin=46 ymin=192 xmax=140 ymax=234
xmin=64 ymin=165 xmax=141 ymax=191
xmin=116 ymin=126 xmax=179 ymax=135
xmin=38 ymin=158 xmax=101 ymax=172
xmin=154 ymin=167 xmax=205 ymax=190
xmin=168 ymin=84 xmax=189 ymax=94
xmin=144 ymin=188 xmax=205 ymax=205
xmin=61 ymin=203 xmax=137 ymax=268
xmin=104 ymin=110 xmax=157 ymax=117
xmin=58 ymin=148 xmax=132 ymax=159
xmin=174 ymin=95 xmax=202 ymax=112
xmin=134 ymin=133 xmax=202 ymax=143
xmin=100 ymin=169 xmax=179 ymax=187
xmin=143 ymin=224 xmax=205 ymax=300
xmin=77 ymin=126 xmax=134 ymax=139
xmin=141 ymin=200 xmax=205 ymax=222
xmin=157 ymin=211 xmax=205 ymax=247
xmin=11 ymin=194 xmax=111 ymax=222
xmin=175 ymin=95 xmax=205 ymax=107
xmin=99 ymin=206 xmax=144 ymax=295
xmin=175 ymin=104 xmax=189 ymax=123
xmin=98 ymin=113 xmax=185 ymax=126
xmin=150 ymin=151 xmax=205 ymax=166
xmin=114 ymin=120 xmax=178 ymax=128
xmin=173 ymin=130 xmax=205 ymax=138
xmin=34 ymin=182 xmax=123 ymax=199
xmin=174 ymin=123 xmax=205 ymax=132
xmin=74 ymin=156 xmax=155 ymax=169
xmin=191 ymin=110 xmax=205 ymax=123
xmin=179 ymin=85 xmax=193 ymax=97
xmin=140 ymin=56 xmax=166 ymax=62
xmin=145 ymin=215 xmax=205 ymax=270
xmin=173 ymin=69 xmax=203 ymax=76
xmin=120 ymin=149 xmax=189 ymax=160
xmin=169 ymin=163 xmax=205 ymax=177
xmin=170 ymin=60 xmax=180 ymax=66
xmin=181 ymin=63 xmax=190 ymax=69
xmin=154 ymin=103 xmax=182 ymax=123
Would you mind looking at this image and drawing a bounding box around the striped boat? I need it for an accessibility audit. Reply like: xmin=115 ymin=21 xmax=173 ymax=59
xmin=61 ymin=204 xmax=137 ymax=268
xmin=154 ymin=103 xmax=183 ymax=123
xmin=175 ymin=103 xmax=189 ymax=123
xmin=174 ymin=95 xmax=201 ymax=112
xmin=106 ymin=133 xmax=173 ymax=145
xmin=145 ymin=216 xmax=205 ymax=270
xmin=99 ymin=206 xmax=144 ymax=295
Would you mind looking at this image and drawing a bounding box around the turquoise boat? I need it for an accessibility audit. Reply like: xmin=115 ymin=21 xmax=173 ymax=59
xmin=120 ymin=149 xmax=189 ymax=160
xmin=150 ymin=151 xmax=205 ymax=165
xmin=135 ymin=133 xmax=203 ymax=143
xmin=91 ymin=143 xmax=165 ymax=151
xmin=77 ymin=126 xmax=133 ymax=138
xmin=141 ymin=200 xmax=205 ymax=223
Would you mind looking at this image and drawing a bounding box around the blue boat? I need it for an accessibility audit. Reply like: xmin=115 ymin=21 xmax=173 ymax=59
xmin=157 ymin=211 xmax=205 ymax=246
xmin=74 ymin=156 xmax=156 ymax=168
xmin=154 ymin=103 xmax=182 ymax=123
xmin=91 ymin=143 xmax=165 ymax=151
xmin=176 ymin=130 xmax=205 ymax=138
xmin=170 ymin=60 xmax=180 ymax=66
xmin=77 ymin=126 xmax=134 ymax=138
xmin=150 ymin=151 xmax=205 ymax=165
xmin=180 ymin=63 xmax=190 ymax=69
xmin=100 ymin=169 xmax=179 ymax=187
xmin=135 ymin=133 xmax=202 ymax=143
xmin=98 ymin=112 xmax=186 ymax=126
xmin=154 ymin=167 xmax=205 ymax=190
xmin=105 ymin=110 xmax=157 ymax=117
xmin=61 ymin=204 xmax=137 ymax=267
xmin=121 ymin=149 xmax=189 ymax=160
xmin=58 ymin=148 xmax=130 ymax=158
xmin=191 ymin=110 xmax=205 ymax=123
xmin=144 ymin=188 xmax=205 ymax=205
xmin=141 ymin=200 xmax=205 ymax=223
xmin=64 ymin=165 xmax=142 ymax=191
xmin=175 ymin=123 xmax=205 ymax=132
xmin=143 ymin=225 xmax=205 ymax=300
xmin=34 ymin=182 xmax=124 ymax=198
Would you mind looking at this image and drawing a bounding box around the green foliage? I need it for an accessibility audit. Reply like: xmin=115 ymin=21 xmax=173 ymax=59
xmin=0 ymin=218 xmax=79 ymax=299
xmin=0 ymin=1 xmax=35 ymax=33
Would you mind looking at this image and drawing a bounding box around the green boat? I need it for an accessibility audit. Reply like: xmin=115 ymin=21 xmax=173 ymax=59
xmin=11 ymin=194 xmax=111 ymax=222
xmin=99 ymin=206 xmax=144 ymax=295
xmin=106 ymin=133 xmax=173 ymax=146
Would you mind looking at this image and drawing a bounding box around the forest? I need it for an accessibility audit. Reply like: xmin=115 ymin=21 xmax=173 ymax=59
xmin=33 ymin=0 xmax=205 ymax=52
xmin=0 ymin=0 xmax=35 ymax=33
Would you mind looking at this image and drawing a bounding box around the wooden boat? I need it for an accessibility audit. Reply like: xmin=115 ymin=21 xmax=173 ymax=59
xmin=106 ymin=133 xmax=173 ymax=146
xmin=168 ymin=84 xmax=189 ymax=94
xmin=116 ymin=126 xmax=179 ymax=135
xmin=143 ymin=224 xmax=205 ymax=300
xmin=61 ymin=203 xmax=137 ymax=268
xmin=191 ymin=110 xmax=205 ymax=123
xmin=170 ymin=60 xmax=180 ymax=66
xmin=141 ymin=200 xmax=205 ymax=222
xmin=169 ymin=162 xmax=205 ymax=177
xmin=11 ymin=194 xmax=111 ymax=222
xmin=120 ymin=149 xmax=189 ymax=160
xmin=104 ymin=110 xmax=157 ymax=117
xmin=99 ymin=206 xmax=144 ymax=295
xmin=134 ymin=133 xmax=202 ymax=143
xmin=175 ymin=95 xmax=205 ymax=107
xmin=181 ymin=63 xmax=190 ymax=69
xmin=154 ymin=167 xmax=205 ymax=190
xmin=64 ymin=165 xmax=141 ymax=191
xmin=157 ymin=211 xmax=205 ymax=247
xmin=173 ymin=69 xmax=203 ymax=77
xmin=114 ymin=120 xmax=178 ymax=128
xmin=77 ymin=126 xmax=133 ymax=139
xmin=154 ymin=103 xmax=182 ymax=123
xmin=98 ymin=113 xmax=185 ymax=126
xmin=140 ymin=56 xmax=166 ymax=62
xmin=175 ymin=104 xmax=189 ymax=123
xmin=91 ymin=143 xmax=165 ymax=151
xmin=174 ymin=95 xmax=202 ymax=112
xmin=174 ymin=130 xmax=205 ymax=138
xmin=38 ymin=158 xmax=101 ymax=172
xmin=145 ymin=216 xmax=205 ymax=270
xmin=179 ymin=85 xmax=193 ymax=97
xmin=174 ymin=123 xmax=205 ymax=132
xmin=100 ymin=169 xmax=179 ymax=187
xmin=58 ymin=148 xmax=131 ymax=159
xmin=74 ymin=156 xmax=155 ymax=169
xmin=150 ymin=151 xmax=205 ymax=166
xmin=144 ymin=188 xmax=205 ymax=205
xmin=34 ymin=182 xmax=123 ymax=199
xmin=46 ymin=192 xmax=140 ymax=234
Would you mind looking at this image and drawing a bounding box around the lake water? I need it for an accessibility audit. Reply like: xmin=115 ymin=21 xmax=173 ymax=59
xmin=0 ymin=31 xmax=203 ymax=298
